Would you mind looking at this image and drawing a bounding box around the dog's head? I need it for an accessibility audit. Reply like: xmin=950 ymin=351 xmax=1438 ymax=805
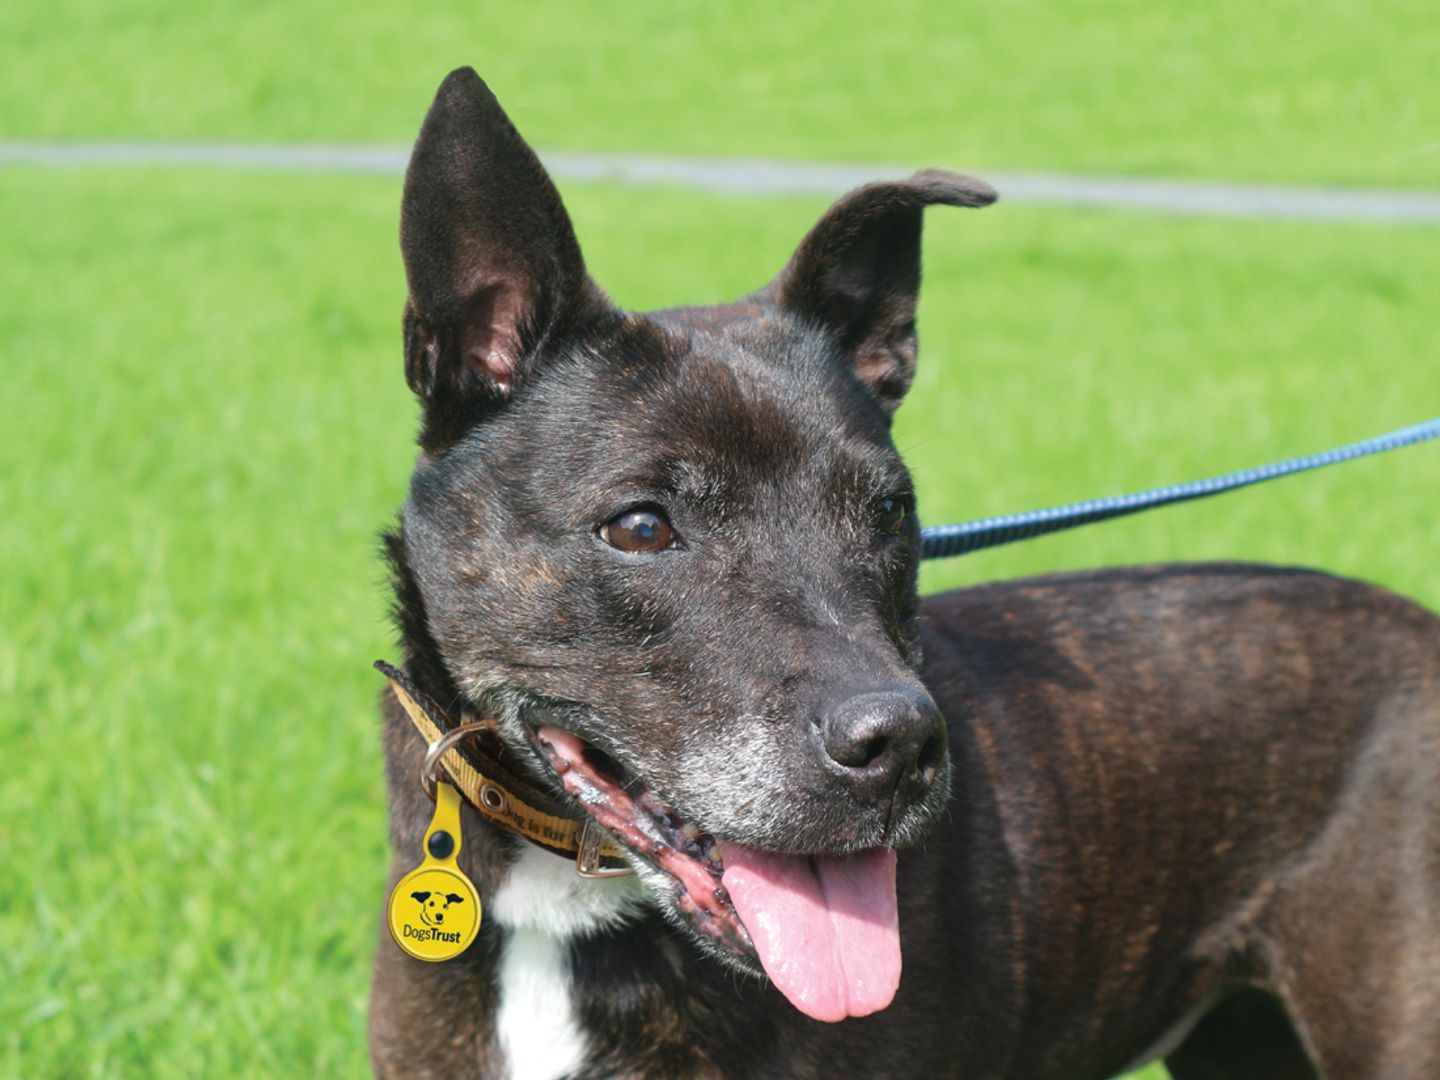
xmin=393 ymin=68 xmax=995 ymax=1021
xmin=410 ymin=890 xmax=466 ymax=928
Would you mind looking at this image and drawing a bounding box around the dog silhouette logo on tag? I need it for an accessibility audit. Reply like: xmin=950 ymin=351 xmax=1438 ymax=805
xmin=387 ymin=780 xmax=481 ymax=961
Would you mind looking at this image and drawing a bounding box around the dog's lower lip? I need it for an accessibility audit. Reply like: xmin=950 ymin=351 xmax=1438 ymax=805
xmin=531 ymin=725 xmax=755 ymax=958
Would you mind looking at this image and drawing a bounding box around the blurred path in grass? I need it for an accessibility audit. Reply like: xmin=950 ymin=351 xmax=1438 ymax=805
xmin=3 ymin=1 xmax=1437 ymax=190
xmin=4 ymin=141 xmax=1440 ymax=224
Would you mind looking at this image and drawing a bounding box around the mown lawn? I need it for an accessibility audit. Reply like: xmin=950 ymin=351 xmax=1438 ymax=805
xmin=2 ymin=4 xmax=1437 ymax=1078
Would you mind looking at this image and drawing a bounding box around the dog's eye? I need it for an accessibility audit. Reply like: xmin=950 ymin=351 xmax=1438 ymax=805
xmin=877 ymin=496 xmax=909 ymax=536
xmin=600 ymin=507 xmax=678 ymax=553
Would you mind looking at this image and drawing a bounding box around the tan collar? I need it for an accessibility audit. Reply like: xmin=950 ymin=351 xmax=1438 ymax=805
xmin=377 ymin=661 xmax=631 ymax=877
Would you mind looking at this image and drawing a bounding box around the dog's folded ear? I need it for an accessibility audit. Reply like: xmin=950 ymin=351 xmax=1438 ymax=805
xmin=410 ymin=891 xmax=431 ymax=902
xmin=766 ymin=170 xmax=996 ymax=414
xmin=401 ymin=67 xmax=611 ymax=451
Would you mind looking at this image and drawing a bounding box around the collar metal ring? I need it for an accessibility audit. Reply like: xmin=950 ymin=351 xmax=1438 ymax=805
xmin=420 ymin=721 xmax=496 ymax=801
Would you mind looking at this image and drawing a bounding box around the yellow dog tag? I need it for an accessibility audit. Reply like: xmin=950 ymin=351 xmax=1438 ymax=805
xmin=387 ymin=780 xmax=481 ymax=961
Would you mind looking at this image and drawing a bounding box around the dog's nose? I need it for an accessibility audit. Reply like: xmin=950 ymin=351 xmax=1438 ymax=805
xmin=435 ymin=913 xmax=444 ymax=923
xmin=820 ymin=686 xmax=946 ymax=800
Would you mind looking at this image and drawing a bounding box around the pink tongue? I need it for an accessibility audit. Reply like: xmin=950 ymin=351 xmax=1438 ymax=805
xmin=715 ymin=840 xmax=900 ymax=1023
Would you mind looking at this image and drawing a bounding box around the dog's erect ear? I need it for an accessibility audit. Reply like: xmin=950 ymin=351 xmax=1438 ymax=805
xmin=410 ymin=891 xmax=431 ymax=903
xmin=767 ymin=170 xmax=996 ymax=413
xmin=444 ymin=893 xmax=465 ymax=904
xmin=401 ymin=67 xmax=609 ymax=450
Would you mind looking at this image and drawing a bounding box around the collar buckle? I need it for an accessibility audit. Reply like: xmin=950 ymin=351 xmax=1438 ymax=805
xmin=576 ymin=819 xmax=632 ymax=878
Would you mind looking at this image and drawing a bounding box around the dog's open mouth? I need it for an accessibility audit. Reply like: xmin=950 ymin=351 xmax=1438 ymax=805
xmin=533 ymin=726 xmax=903 ymax=1023
xmin=532 ymin=726 xmax=750 ymax=951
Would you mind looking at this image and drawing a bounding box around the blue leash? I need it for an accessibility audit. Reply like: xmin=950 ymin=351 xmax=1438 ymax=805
xmin=919 ymin=417 xmax=1440 ymax=561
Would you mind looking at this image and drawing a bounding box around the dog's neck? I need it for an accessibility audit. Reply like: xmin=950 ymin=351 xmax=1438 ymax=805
xmin=490 ymin=840 xmax=650 ymax=936
xmin=489 ymin=840 xmax=650 ymax=1079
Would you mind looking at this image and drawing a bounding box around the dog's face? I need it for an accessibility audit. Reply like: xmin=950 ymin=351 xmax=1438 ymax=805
xmin=392 ymin=69 xmax=995 ymax=1019
xmin=410 ymin=890 xmax=465 ymax=928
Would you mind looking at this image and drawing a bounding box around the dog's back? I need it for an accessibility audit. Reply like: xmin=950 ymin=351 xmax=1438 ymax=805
xmin=918 ymin=563 xmax=1440 ymax=1077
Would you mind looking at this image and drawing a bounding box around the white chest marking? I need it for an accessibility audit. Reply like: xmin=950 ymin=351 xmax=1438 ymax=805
xmin=495 ymin=927 xmax=586 ymax=1080
xmin=490 ymin=844 xmax=648 ymax=937
xmin=490 ymin=846 xmax=650 ymax=1079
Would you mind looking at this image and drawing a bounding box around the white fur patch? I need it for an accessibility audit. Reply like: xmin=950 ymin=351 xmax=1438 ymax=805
xmin=490 ymin=846 xmax=651 ymax=1078
xmin=490 ymin=844 xmax=649 ymax=937
xmin=495 ymin=927 xmax=586 ymax=1080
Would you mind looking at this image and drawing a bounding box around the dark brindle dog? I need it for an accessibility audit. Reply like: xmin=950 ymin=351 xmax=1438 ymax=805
xmin=369 ymin=68 xmax=1440 ymax=1079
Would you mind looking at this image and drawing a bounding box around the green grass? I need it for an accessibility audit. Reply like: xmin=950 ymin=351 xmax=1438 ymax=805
xmin=2 ymin=2 xmax=1437 ymax=1076
xmin=2 ymin=0 xmax=1439 ymax=188
xmin=0 ymin=168 xmax=408 ymax=1077
xmin=2 ymin=162 xmax=1436 ymax=1077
